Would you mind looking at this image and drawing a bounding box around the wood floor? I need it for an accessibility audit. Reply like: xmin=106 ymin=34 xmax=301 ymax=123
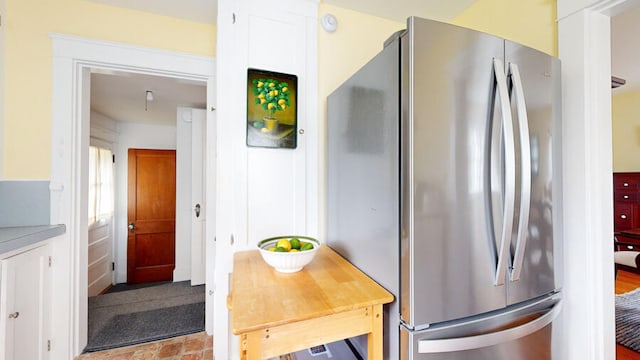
xmin=616 ymin=270 xmax=640 ymax=360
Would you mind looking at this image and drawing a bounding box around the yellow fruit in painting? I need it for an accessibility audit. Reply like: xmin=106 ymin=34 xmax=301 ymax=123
xmin=282 ymin=87 xmax=288 ymax=93
xmin=260 ymin=98 xmax=266 ymax=104
xmin=280 ymin=105 xmax=286 ymax=110
xmin=269 ymin=82 xmax=275 ymax=87
xmin=258 ymin=93 xmax=265 ymax=99
xmin=276 ymin=239 xmax=292 ymax=251
xmin=257 ymin=81 xmax=264 ymax=87
xmin=268 ymin=103 xmax=275 ymax=110
xmin=273 ymin=90 xmax=279 ymax=96
xmin=261 ymin=127 xmax=269 ymax=133
xmin=278 ymin=99 xmax=286 ymax=105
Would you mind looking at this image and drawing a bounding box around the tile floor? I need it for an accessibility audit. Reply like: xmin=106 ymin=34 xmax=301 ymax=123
xmin=74 ymin=332 xmax=213 ymax=360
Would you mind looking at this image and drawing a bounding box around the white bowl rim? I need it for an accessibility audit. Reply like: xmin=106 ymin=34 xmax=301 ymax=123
xmin=257 ymin=235 xmax=320 ymax=251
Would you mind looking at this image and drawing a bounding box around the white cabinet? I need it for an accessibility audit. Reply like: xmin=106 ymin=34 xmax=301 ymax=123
xmin=0 ymin=244 xmax=51 ymax=360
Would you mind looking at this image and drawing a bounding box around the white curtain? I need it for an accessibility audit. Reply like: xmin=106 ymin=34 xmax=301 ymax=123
xmin=88 ymin=146 xmax=114 ymax=225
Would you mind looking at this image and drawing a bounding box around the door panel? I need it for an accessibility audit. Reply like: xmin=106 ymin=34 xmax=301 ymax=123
xmin=127 ymin=149 xmax=176 ymax=284
xmin=402 ymin=17 xmax=505 ymax=328
xmin=88 ymin=220 xmax=113 ymax=296
xmin=504 ymin=42 xmax=560 ymax=305
xmin=1 ymin=245 xmax=51 ymax=360
xmin=191 ymin=108 xmax=206 ymax=285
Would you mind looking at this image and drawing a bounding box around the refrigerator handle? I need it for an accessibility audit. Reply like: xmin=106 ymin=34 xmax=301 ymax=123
xmin=492 ymin=58 xmax=516 ymax=287
xmin=417 ymin=302 xmax=561 ymax=353
xmin=508 ymin=63 xmax=532 ymax=282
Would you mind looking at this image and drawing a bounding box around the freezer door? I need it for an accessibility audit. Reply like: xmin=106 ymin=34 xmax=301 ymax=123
xmin=504 ymin=41 xmax=562 ymax=305
xmin=400 ymin=296 xmax=560 ymax=360
xmin=401 ymin=17 xmax=507 ymax=327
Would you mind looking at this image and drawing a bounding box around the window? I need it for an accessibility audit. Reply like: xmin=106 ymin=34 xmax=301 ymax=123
xmin=88 ymin=146 xmax=114 ymax=224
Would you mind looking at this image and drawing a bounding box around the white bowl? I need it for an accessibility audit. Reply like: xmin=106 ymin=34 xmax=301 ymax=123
xmin=257 ymin=236 xmax=320 ymax=273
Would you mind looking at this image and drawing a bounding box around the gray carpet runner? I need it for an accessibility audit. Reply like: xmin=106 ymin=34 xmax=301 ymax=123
xmin=615 ymin=287 xmax=640 ymax=352
xmin=85 ymin=281 xmax=205 ymax=352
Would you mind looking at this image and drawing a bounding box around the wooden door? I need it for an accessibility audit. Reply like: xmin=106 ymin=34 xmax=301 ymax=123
xmin=127 ymin=149 xmax=176 ymax=284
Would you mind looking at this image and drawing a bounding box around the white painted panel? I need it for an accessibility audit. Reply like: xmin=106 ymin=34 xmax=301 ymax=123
xmin=175 ymin=107 xmax=193 ymax=282
xmin=90 ymin=111 xmax=119 ymax=143
xmin=87 ymin=234 xmax=109 ymax=265
xmin=247 ymin=149 xmax=302 ymax=243
xmin=1 ymin=244 xmax=51 ymax=360
xmin=87 ymin=220 xmax=112 ymax=296
xmin=215 ymin=1 xmax=318 ymax=358
xmin=246 ymin=11 xmax=307 ymax=246
xmin=191 ymin=108 xmax=207 ymax=285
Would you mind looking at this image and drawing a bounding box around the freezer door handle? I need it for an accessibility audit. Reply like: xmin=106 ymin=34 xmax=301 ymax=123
xmin=492 ymin=58 xmax=516 ymax=287
xmin=417 ymin=302 xmax=561 ymax=353
xmin=509 ymin=62 xmax=532 ymax=282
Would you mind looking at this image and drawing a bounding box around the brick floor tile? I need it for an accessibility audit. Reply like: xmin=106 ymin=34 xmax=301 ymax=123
xmin=184 ymin=338 xmax=205 ymax=352
xmin=180 ymin=353 xmax=202 ymax=360
xmin=204 ymin=336 xmax=213 ymax=350
xmin=158 ymin=343 xmax=183 ymax=358
xmin=203 ymin=349 xmax=213 ymax=360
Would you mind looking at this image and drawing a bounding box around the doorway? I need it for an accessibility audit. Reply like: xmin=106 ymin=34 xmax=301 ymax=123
xmin=50 ymin=35 xmax=216 ymax=357
xmin=86 ymin=70 xmax=208 ymax=350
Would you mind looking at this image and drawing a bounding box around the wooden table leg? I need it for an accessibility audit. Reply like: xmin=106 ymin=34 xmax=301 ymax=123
xmin=245 ymin=331 xmax=262 ymax=360
xmin=367 ymin=304 xmax=384 ymax=360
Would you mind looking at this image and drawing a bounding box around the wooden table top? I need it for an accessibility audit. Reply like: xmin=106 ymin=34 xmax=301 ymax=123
xmin=230 ymin=245 xmax=394 ymax=335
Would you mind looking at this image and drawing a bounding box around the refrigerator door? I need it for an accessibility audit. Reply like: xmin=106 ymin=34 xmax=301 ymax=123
xmin=504 ymin=41 xmax=562 ymax=305
xmin=327 ymin=37 xmax=401 ymax=359
xmin=400 ymin=296 xmax=560 ymax=360
xmin=401 ymin=17 xmax=507 ymax=328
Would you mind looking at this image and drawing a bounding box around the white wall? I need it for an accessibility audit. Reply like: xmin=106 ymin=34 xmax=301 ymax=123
xmin=113 ymin=121 xmax=177 ymax=283
xmin=0 ymin=0 xmax=5 ymax=179
xmin=215 ymin=0 xmax=318 ymax=358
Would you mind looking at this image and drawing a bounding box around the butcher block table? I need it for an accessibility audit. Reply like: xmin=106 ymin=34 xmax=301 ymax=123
xmin=229 ymin=245 xmax=394 ymax=360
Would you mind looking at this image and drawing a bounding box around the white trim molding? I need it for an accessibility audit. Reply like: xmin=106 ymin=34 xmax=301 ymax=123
xmin=50 ymin=33 xmax=215 ymax=358
xmin=556 ymin=0 xmax=638 ymax=358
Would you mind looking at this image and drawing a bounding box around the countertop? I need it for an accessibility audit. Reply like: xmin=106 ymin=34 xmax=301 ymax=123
xmin=0 ymin=224 xmax=66 ymax=255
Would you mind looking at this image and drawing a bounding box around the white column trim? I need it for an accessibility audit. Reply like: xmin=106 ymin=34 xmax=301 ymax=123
xmin=557 ymin=0 xmax=635 ymax=358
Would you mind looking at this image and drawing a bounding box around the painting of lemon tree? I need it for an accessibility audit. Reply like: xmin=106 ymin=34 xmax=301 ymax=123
xmin=247 ymin=69 xmax=298 ymax=148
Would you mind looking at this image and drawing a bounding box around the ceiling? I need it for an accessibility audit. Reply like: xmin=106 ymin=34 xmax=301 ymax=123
xmin=86 ymin=0 xmax=640 ymax=126
xmin=90 ymin=70 xmax=207 ymax=126
xmin=612 ymin=6 xmax=640 ymax=95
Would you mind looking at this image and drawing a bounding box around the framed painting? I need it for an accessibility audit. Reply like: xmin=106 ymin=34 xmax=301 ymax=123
xmin=246 ymin=68 xmax=298 ymax=149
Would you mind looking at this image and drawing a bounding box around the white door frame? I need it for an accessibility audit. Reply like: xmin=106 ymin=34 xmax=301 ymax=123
xmin=557 ymin=0 xmax=640 ymax=359
xmin=50 ymin=34 xmax=215 ymax=357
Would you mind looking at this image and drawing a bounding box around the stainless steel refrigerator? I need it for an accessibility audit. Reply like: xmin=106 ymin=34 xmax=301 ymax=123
xmin=327 ymin=17 xmax=563 ymax=360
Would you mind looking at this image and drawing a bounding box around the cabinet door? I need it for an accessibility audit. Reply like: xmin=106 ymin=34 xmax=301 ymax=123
xmin=614 ymin=203 xmax=635 ymax=231
xmin=1 ymin=244 xmax=51 ymax=360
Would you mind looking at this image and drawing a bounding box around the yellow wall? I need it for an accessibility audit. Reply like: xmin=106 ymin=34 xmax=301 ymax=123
xmin=612 ymin=91 xmax=640 ymax=172
xmin=3 ymin=0 xmax=216 ymax=179
xmin=452 ymin=0 xmax=558 ymax=56
xmin=317 ymin=0 xmax=558 ymax=128
xmin=317 ymin=4 xmax=404 ymax=108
